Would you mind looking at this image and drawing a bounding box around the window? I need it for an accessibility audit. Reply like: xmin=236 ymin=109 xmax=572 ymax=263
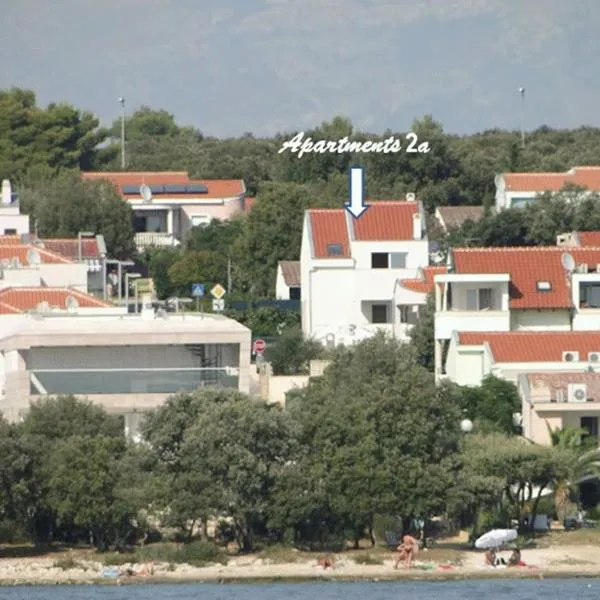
xmin=371 ymin=253 xmax=388 ymax=268
xmin=191 ymin=215 xmax=211 ymax=228
xmin=580 ymin=283 xmax=600 ymax=308
xmin=399 ymin=305 xmax=419 ymax=324
xmin=3 ymin=229 xmax=16 ymax=235
xmin=371 ymin=304 xmax=389 ymax=323
xmin=327 ymin=243 xmax=344 ymax=257
xmin=289 ymin=287 xmax=301 ymax=300
xmin=371 ymin=252 xmax=408 ymax=269
xmin=399 ymin=306 xmax=409 ymax=323
xmin=580 ymin=416 xmax=598 ymax=440
xmin=510 ymin=197 xmax=533 ymax=208
xmin=466 ymin=288 xmax=494 ymax=311
xmin=537 ymin=281 xmax=552 ymax=291
xmin=390 ymin=252 xmax=407 ymax=268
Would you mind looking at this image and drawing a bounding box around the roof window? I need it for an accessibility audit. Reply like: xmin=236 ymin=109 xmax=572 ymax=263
xmin=327 ymin=243 xmax=344 ymax=257
xmin=536 ymin=281 xmax=552 ymax=291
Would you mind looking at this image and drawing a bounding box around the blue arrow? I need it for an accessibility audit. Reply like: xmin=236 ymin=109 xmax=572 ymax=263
xmin=344 ymin=166 xmax=369 ymax=219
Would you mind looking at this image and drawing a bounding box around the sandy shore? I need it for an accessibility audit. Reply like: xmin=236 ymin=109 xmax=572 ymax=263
xmin=0 ymin=545 xmax=599 ymax=585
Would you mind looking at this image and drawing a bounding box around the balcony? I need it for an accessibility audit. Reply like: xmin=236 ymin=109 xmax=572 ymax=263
xmin=134 ymin=232 xmax=181 ymax=249
xmin=30 ymin=368 xmax=238 ymax=395
xmin=435 ymin=309 xmax=510 ymax=339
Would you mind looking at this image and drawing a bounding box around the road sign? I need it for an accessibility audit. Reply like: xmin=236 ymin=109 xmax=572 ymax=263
xmin=253 ymin=338 xmax=266 ymax=354
xmin=212 ymin=298 xmax=225 ymax=312
xmin=211 ymin=283 xmax=226 ymax=300
xmin=192 ymin=283 xmax=205 ymax=297
xmin=135 ymin=278 xmax=154 ymax=294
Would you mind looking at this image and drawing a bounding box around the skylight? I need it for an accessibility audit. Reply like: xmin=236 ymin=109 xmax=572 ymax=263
xmin=536 ymin=281 xmax=552 ymax=291
xmin=327 ymin=243 xmax=343 ymax=257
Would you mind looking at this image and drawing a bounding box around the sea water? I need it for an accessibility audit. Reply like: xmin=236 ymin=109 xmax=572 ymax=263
xmin=0 ymin=579 xmax=598 ymax=600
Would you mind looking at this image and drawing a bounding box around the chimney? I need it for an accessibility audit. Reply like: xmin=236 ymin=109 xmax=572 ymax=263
xmin=413 ymin=212 xmax=422 ymax=240
xmin=1 ymin=180 xmax=11 ymax=206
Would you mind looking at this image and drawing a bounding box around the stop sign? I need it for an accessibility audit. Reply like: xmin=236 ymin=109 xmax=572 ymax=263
xmin=253 ymin=338 xmax=266 ymax=354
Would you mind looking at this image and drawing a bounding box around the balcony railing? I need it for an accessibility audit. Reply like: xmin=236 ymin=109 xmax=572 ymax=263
xmin=30 ymin=368 xmax=238 ymax=395
xmin=134 ymin=232 xmax=180 ymax=248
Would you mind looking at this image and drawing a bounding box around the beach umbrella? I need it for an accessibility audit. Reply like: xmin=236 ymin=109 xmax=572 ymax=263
xmin=474 ymin=529 xmax=518 ymax=550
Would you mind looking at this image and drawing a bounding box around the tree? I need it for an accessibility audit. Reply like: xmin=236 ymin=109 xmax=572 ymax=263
xmin=140 ymin=247 xmax=181 ymax=300
xmin=109 ymin=106 xmax=180 ymax=141
xmin=18 ymin=170 xmax=135 ymax=258
xmin=268 ymin=327 xmax=324 ymax=375
xmin=283 ymin=333 xmax=462 ymax=547
xmin=409 ymin=294 xmax=435 ymax=371
xmin=0 ymin=88 xmax=107 ymax=179
xmin=167 ymin=250 xmax=227 ymax=297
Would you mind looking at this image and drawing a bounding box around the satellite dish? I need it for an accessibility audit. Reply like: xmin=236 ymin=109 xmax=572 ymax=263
xmin=26 ymin=248 xmax=41 ymax=266
xmin=140 ymin=184 xmax=152 ymax=203
xmin=65 ymin=295 xmax=79 ymax=310
xmin=36 ymin=301 xmax=50 ymax=313
xmin=561 ymin=252 xmax=575 ymax=272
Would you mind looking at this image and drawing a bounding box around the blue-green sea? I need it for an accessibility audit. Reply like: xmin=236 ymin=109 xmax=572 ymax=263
xmin=0 ymin=579 xmax=597 ymax=600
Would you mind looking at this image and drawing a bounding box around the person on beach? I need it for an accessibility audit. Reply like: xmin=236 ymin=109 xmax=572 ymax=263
xmin=394 ymin=533 xmax=419 ymax=568
xmin=484 ymin=549 xmax=496 ymax=566
xmin=508 ymin=549 xmax=525 ymax=567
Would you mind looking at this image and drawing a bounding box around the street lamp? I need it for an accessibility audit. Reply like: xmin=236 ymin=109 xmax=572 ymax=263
xmin=460 ymin=419 xmax=474 ymax=434
xmin=518 ymin=87 xmax=525 ymax=148
xmin=77 ymin=231 xmax=95 ymax=262
xmin=103 ymin=259 xmax=134 ymax=302
xmin=118 ymin=97 xmax=126 ymax=170
xmin=125 ymin=272 xmax=141 ymax=314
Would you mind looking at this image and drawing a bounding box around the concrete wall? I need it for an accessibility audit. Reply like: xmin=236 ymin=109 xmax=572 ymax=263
xmin=511 ymin=309 xmax=571 ymax=331
xmin=259 ymin=359 xmax=331 ymax=405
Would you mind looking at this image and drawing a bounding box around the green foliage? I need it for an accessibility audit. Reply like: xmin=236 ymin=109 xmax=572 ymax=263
xmin=53 ymin=556 xmax=82 ymax=570
xmin=409 ymin=294 xmax=435 ymax=371
xmin=269 ymin=327 xmax=324 ymax=375
xmin=136 ymin=541 xmax=227 ymax=566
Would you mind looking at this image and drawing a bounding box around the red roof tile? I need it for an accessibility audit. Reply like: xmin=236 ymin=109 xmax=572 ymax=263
xmin=401 ymin=266 xmax=447 ymax=293
xmin=82 ymin=171 xmax=244 ymax=200
xmin=451 ymin=246 xmax=600 ymax=309
xmin=502 ymin=166 xmax=600 ymax=192
xmin=458 ymin=331 xmax=600 ymax=363
xmin=0 ymin=287 xmax=111 ymax=313
xmin=0 ymin=301 xmax=21 ymax=315
xmin=0 ymin=236 xmax=100 ymax=260
xmin=353 ymin=201 xmax=420 ymax=241
xmin=0 ymin=244 xmax=72 ymax=265
xmin=308 ymin=210 xmax=350 ymax=259
xmin=576 ymin=231 xmax=600 ymax=246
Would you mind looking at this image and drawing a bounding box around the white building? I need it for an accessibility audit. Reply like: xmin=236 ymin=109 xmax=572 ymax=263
xmin=275 ymin=261 xmax=300 ymax=300
xmin=495 ymin=166 xmax=600 ymax=211
xmin=81 ymin=171 xmax=247 ymax=250
xmin=434 ymin=245 xmax=600 ymax=382
xmin=0 ymin=310 xmax=251 ymax=424
xmin=0 ymin=180 xmax=29 ymax=236
xmin=300 ymin=198 xmax=430 ymax=345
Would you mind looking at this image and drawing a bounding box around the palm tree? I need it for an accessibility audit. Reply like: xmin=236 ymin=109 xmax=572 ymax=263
xmin=546 ymin=424 xmax=600 ymax=522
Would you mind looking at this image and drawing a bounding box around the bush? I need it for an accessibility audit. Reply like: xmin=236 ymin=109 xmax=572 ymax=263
xmin=354 ymin=553 xmax=383 ymax=565
xmin=53 ymin=556 xmax=81 ymax=570
xmin=102 ymin=552 xmax=138 ymax=566
xmin=137 ymin=541 xmax=227 ymax=567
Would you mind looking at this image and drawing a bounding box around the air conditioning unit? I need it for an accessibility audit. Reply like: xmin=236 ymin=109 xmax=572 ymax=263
xmin=588 ymin=352 xmax=600 ymax=363
xmin=562 ymin=351 xmax=579 ymax=362
xmin=568 ymin=383 xmax=587 ymax=403
xmin=406 ymin=192 xmax=416 ymax=201
xmin=578 ymin=263 xmax=589 ymax=273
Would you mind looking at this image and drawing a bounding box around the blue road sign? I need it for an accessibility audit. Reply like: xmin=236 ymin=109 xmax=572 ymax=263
xmin=192 ymin=283 xmax=205 ymax=297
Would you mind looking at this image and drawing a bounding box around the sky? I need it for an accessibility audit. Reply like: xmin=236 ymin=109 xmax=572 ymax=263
xmin=2 ymin=0 xmax=600 ymax=138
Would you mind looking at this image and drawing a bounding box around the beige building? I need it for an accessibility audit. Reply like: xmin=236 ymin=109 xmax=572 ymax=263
xmin=519 ymin=372 xmax=600 ymax=445
xmin=0 ymin=310 xmax=251 ymax=427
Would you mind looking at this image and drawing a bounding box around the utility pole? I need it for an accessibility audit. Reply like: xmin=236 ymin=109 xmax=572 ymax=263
xmin=118 ymin=97 xmax=126 ymax=169
xmin=519 ymin=87 xmax=525 ymax=148
xmin=227 ymin=256 xmax=232 ymax=294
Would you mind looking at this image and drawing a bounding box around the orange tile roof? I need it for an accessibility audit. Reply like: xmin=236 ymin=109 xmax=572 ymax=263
xmin=502 ymin=166 xmax=600 ymax=192
xmin=309 ymin=210 xmax=350 ymax=258
xmin=0 ymin=301 xmax=21 ymax=315
xmin=451 ymin=246 xmax=600 ymax=309
xmin=81 ymin=171 xmax=244 ymax=200
xmin=576 ymin=231 xmax=600 ymax=246
xmin=401 ymin=265 xmax=447 ymax=293
xmin=353 ymin=201 xmax=420 ymax=241
xmin=0 ymin=244 xmax=72 ymax=265
xmin=526 ymin=372 xmax=600 ymax=402
xmin=0 ymin=287 xmax=111 ymax=313
xmin=458 ymin=331 xmax=600 ymax=363
xmin=0 ymin=236 xmax=100 ymax=259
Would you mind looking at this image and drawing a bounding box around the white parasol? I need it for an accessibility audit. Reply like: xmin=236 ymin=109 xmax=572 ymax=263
xmin=474 ymin=529 xmax=518 ymax=550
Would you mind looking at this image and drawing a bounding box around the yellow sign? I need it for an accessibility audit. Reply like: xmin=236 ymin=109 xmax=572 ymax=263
xmin=135 ymin=278 xmax=154 ymax=294
xmin=211 ymin=283 xmax=226 ymax=300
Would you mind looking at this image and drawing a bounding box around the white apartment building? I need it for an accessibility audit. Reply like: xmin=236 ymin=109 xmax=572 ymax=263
xmin=434 ymin=245 xmax=600 ymax=383
xmin=82 ymin=172 xmax=248 ymax=250
xmin=0 ymin=309 xmax=251 ymax=425
xmin=495 ymin=166 xmax=600 ymax=211
xmin=300 ymin=198 xmax=430 ymax=345
xmin=0 ymin=180 xmax=29 ymax=236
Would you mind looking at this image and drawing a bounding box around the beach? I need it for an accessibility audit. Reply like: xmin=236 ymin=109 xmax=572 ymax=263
xmin=0 ymin=544 xmax=599 ymax=585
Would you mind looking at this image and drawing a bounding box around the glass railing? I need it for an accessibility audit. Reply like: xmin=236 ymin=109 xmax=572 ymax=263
xmin=30 ymin=369 xmax=238 ymax=395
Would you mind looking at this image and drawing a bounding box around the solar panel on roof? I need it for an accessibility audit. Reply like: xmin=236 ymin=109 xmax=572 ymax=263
xmin=186 ymin=184 xmax=208 ymax=194
xmin=122 ymin=185 xmax=139 ymax=194
xmin=149 ymin=185 xmax=165 ymax=194
xmin=163 ymin=184 xmax=188 ymax=194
